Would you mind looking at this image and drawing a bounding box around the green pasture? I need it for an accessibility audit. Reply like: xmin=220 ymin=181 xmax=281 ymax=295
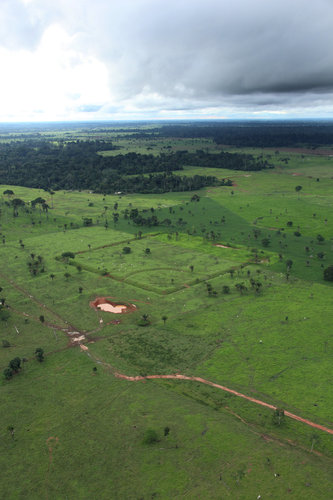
xmin=2 ymin=349 xmax=332 ymax=500
xmin=1 ymin=136 xmax=333 ymax=498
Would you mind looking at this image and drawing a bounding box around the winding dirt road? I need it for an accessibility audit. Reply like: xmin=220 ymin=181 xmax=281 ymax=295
xmin=114 ymin=372 xmax=333 ymax=436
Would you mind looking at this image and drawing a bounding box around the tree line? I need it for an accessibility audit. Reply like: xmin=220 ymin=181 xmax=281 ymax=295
xmin=0 ymin=139 xmax=267 ymax=194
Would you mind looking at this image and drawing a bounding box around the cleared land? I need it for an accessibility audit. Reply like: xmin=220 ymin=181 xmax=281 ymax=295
xmin=1 ymin=126 xmax=333 ymax=499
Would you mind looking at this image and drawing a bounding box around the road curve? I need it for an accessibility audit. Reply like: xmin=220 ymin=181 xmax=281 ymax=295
xmin=114 ymin=372 xmax=333 ymax=436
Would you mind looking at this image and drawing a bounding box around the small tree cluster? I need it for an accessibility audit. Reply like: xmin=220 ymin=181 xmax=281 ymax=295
xmin=249 ymin=279 xmax=262 ymax=294
xmin=3 ymin=357 xmax=21 ymax=380
xmin=27 ymin=254 xmax=45 ymax=276
xmin=206 ymin=283 xmax=217 ymax=297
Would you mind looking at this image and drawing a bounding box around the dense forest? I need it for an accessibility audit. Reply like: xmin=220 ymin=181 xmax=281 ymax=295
xmin=0 ymin=139 xmax=266 ymax=193
xmin=158 ymin=121 xmax=333 ymax=147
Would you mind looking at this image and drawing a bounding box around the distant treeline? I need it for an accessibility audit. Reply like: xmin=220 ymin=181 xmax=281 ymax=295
xmin=157 ymin=122 xmax=333 ymax=147
xmin=174 ymin=150 xmax=269 ymax=170
xmin=110 ymin=122 xmax=333 ymax=147
xmin=0 ymin=139 xmax=266 ymax=193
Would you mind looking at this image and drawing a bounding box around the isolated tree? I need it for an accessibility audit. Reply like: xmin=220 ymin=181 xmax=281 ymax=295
xmin=35 ymin=347 xmax=44 ymax=362
xmin=295 ymin=185 xmax=302 ymax=198
xmin=286 ymin=259 xmax=293 ymax=271
xmin=122 ymin=246 xmax=131 ymax=254
xmin=272 ymin=408 xmax=285 ymax=426
xmin=145 ymin=248 xmax=151 ymax=255
xmin=317 ymin=234 xmax=325 ymax=243
xmin=9 ymin=357 xmax=21 ymax=373
xmin=222 ymin=285 xmax=230 ymax=294
xmin=78 ymin=287 xmax=83 ymax=294
xmin=162 ymin=315 xmax=168 ymax=325
xmin=50 ymin=274 xmax=55 ymax=281
xmin=39 ymin=315 xmax=45 ymax=323
xmin=64 ymin=272 xmax=71 ymax=281
xmin=164 ymin=426 xmax=170 ymax=436
xmin=113 ymin=212 xmax=119 ymax=226
xmin=7 ymin=425 xmax=15 ymax=439
xmin=3 ymin=189 xmax=14 ymax=197
xmin=189 ymin=265 xmax=194 ymax=272
xmin=261 ymin=237 xmax=270 ymax=247
xmin=138 ymin=313 xmax=150 ymax=327
xmin=11 ymin=198 xmax=25 ymax=216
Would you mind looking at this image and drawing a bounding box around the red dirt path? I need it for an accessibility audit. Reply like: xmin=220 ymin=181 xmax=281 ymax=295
xmin=114 ymin=372 xmax=333 ymax=436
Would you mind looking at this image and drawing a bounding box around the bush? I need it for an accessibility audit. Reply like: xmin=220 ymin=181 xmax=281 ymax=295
xmin=323 ymin=265 xmax=333 ymax=281
xmin=138 ymin=318 xmax=150 ymax=327
xmin=61 ymin=251 xmax=75 ymax=259
xmin=0 ymin=308 xmax=10 ymax=321
xmin=3 ymin=368 xmax=13 ymax=380
xmin=143 ymin=429 xmax=159 ymax=444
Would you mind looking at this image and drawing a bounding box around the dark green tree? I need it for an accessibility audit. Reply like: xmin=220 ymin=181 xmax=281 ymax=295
xmin=3 ymin=368 xmax=13 ymax=380
xmin=9 ymin=357 xmax=21 ymax=373
xmin=35 ymin=347 xmax=44 ymax=362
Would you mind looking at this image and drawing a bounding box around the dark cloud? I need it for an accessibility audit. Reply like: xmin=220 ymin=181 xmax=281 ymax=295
xmin=2 ymin=0 xmax=333 ymax=116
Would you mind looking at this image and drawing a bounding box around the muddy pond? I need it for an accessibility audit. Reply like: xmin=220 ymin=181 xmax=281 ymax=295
xmin=90 ymin=297 xmax=136 ymax=314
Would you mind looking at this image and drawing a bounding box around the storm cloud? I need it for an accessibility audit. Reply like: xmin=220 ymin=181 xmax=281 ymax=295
xmin=1 ymin=0 xmax=333 ymax=119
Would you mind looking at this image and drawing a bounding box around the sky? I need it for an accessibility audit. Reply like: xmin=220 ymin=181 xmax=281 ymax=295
xmin=1 ymin=0 xmax=333 ymax=121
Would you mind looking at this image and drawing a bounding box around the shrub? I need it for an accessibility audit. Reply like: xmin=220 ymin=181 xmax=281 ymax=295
xmin=143 ymin=429 xmax=159 ymax=444
xmin=323 ymin=265 xmax=333 ymax=281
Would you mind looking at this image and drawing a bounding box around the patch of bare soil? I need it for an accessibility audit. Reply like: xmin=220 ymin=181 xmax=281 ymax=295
xmin=90 ymin=297 xmax=136 ymax=314
xmin=214 ymin=244 xmax=233 ymax=249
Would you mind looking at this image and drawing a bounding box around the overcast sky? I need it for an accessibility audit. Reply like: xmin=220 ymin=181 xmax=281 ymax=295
xmin=1 ymin=0 xmax=333 ymax=121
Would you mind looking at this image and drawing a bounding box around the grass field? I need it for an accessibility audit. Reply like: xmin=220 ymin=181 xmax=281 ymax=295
xmin=1 ymin=128 xmax=333 ymax=499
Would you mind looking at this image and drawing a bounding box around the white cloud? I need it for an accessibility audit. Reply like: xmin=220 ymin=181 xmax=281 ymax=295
xmin=1 ymin=0 xmax=333 ymax=120
xmin=0 ymin=23 xmax=111 ymax=120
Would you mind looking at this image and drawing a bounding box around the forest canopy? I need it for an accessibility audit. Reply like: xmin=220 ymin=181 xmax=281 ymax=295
xmin=0 ymin=138 xmax=267 ymax=193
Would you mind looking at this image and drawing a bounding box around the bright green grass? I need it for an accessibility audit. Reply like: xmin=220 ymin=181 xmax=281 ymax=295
xmin=1 ymin=141 xmax=333 ymax=498
xmin=1 ymin=348 xmax=332 ymax=500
